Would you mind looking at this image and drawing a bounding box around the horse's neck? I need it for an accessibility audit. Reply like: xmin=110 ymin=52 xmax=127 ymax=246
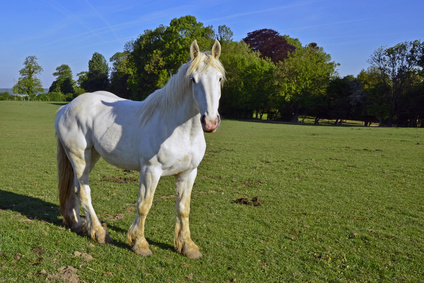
xmin=164 ymin=87 xmax=200 ymax=125
xmin=140 ymin=79 xmax=201 ymax=131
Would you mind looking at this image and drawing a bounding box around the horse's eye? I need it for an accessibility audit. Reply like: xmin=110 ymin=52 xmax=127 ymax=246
xmin=219 ymin=77 xmax=222 ymax=82
xmin=191 ymin=77 xmax=196 ymax=84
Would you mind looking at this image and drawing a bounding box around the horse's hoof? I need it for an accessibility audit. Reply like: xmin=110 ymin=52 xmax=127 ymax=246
xmin=104 ymin=233 xmax=112 ymax=244
xmin=184 ymin=250 xmax=203 ymax=259
xmin=132 ymin=246 xmax=153 ymax=257
xmin=95 ymin=229 xmax=111 ymax=244
xmin=70 ymin=225 xmax=84 ymax=235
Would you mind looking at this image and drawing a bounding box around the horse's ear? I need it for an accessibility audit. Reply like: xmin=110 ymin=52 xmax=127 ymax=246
xmin=212 ymin=40 xmax=221 ymax=59
xmin=190 ymin=40 xmax=200 ymax=60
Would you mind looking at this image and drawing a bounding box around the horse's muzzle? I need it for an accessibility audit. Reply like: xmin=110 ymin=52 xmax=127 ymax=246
xmin=201 ymin=114 xmax=220 ymax=133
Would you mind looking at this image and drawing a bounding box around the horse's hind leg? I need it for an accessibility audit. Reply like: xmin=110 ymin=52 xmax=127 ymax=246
xmin=174 ymin=169 xmax=202 ymax=259
xmin=68 ymin=148 xmax=111 ymax=244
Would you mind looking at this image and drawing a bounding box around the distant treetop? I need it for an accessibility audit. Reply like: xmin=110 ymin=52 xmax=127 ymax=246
xmin=243 ymin=28 xmax=296 ymax=63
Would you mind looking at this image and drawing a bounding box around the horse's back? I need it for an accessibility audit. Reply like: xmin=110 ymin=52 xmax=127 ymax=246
xmin=57 ymin=91 xmax=121 ymax=119
xmin=66 ymin=91 xmax=122 ymax=110
xmin=55 ymin=91 xmax=124 ymax=143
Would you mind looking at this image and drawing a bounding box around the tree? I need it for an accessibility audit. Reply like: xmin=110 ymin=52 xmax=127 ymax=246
xmin=12 ymin=56 xmax=44 ymax=99
xmin=241 ymin=55 xmax=276 ymax=119
xmin=243 ymin=29 xmax=295 ymax=63
xmin=127 ymin=16 xmax=216 ymax=100
xmin=396 ymin=69 xmax=424 ymax=126
xmin=219 ymin=41 xmax=277 ymax=119
xmin=49 ymin=64 xmax=75 ymax=95
xmin=275 ymin=43 xmax=338 ymax=122
xmin=77 ymin=71 xmax=88 ymax=87
xmin=326 ymin=76 xmax=365 ymax=124
xmin=368 ymin=40 xmax=423 ymax=125
xmin=81 ymin=52 xmax=109 ymax=92
xmin=217 ymin=25 xmax=233 ymax=45
xmin=110 ymin=51 xmax=131 ymax=98
xmin=357 ymin=67 xmax=391 ymax=126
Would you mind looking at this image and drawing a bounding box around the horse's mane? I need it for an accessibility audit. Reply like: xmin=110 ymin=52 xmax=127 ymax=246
xmin=186 ymin=51 xmax=226 ymax=82
xmin=138 ymin=52 xmax=225 ymax=124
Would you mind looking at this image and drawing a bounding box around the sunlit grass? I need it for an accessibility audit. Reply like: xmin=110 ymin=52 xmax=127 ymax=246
xmin=1 ymin=101 xmax=423 ymax=281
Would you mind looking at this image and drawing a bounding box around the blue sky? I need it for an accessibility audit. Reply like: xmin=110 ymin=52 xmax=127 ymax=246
xmin=1 ymin=0 xmax=423 ymax=89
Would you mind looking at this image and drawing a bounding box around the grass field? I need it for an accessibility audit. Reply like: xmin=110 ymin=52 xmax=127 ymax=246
xmin=1 ymin=101 xmax=424 ymax=282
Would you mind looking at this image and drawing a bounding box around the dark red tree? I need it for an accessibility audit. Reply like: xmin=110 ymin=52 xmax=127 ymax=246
xmin=243 ymin=29 xmax=295 ymax=63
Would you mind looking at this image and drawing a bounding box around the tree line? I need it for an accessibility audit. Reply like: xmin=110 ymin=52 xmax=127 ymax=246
xmin=4 ymin=16 xmax=424 ymax=127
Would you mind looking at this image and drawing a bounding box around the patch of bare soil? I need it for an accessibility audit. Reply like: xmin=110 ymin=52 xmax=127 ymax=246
xmin=102 ymin=175 xmax=138 ymax=184
xmin=73 ymin=251 xmax=94 ymax=261
xmin=234 ymin=196 xmax=262 ymax=206
xmin=101 ymin=213 xmax=125 ymax=220
xmin=32 ymin=248 xmax=45 ymax=266
xmin=46 ymin=265 xmax=79 ymax=283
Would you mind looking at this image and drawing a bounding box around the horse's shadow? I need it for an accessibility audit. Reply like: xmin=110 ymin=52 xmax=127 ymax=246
xmin=105 ymin=222 xmax=175 ymax=252
xmin=0 ymin=190 xmax=174 ymax=252
xmin=0 ymin=189 xmax=61 ymax=224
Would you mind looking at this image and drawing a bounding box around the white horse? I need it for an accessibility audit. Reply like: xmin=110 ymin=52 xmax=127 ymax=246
xmin=55 ymin=40 xmax=225 ymax=259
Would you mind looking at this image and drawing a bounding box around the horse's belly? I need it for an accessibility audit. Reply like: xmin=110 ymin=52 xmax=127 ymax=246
xmin=101 ymin=152 xmax=140 ymax=170
xmin=94 ymin=125 xmax=141 ymax=170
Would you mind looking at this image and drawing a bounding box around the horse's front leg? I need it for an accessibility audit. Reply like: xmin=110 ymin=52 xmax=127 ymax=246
xmin=174 ymin=169 xmax=203 ymax=259
xmin=127 ymin=167 xmax=160 ymax=256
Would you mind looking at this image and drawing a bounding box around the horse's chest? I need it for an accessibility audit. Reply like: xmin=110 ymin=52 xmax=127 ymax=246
xmin=158 ymin=137 xmax=205 ymax=176
xmin=160 ymin=154 xmax=193 ymax=176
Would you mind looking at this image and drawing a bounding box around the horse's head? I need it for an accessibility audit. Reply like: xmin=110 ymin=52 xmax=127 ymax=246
xmin=187 ymin=40 xmax=225 ymax=133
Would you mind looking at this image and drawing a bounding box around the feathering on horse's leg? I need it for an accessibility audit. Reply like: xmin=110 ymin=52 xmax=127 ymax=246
xmin=69 ymin=149 xmax=111 ymax=244
xmin=127 ymin=168 xmax=160 ymax=256
xmin=57 ymin=137 xmax=83 ymax=232
xmin=174 ymin=169 xmax=202 ymax=259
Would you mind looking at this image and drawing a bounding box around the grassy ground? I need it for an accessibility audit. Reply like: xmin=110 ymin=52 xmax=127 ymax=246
xmin=1 ymin=101 xmax=424 ymax=282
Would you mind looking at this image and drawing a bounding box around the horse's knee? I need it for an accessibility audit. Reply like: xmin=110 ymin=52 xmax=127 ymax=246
xmin=137 ymin=195 xmax=154 ymax=214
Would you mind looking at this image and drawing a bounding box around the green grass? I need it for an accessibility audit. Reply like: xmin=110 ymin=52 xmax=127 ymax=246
xmin=1 ymin=101 xmax=424 ymax=282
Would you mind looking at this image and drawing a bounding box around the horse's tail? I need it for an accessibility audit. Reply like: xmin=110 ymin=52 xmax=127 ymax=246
xmin=56 ymin=136 xmax=75 ymax=225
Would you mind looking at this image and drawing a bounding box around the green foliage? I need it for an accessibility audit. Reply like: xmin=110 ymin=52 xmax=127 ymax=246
xmin=0 ymin=92 xmax=12 ymax=100
xmin=357 ymin=68 xmax=392 ymax=124
xmin=220 ymin=42 xmax=273 ymax=118
xmin=275 ymin=44 xmax=338 ymax=121
xmin=77 ymin=71 xmax=88 ymax=88
xmin=217 ymin=25 xmax=233 ymax=45
xmin=110 ymin=51 xmax=131 ymax=98
xmin=81 ymin=52 xmax=109 ymax=92
xmin=1 ymin=102 xmax=424 ymax=281
xmin=368 ymin=40 xmax=424 ymax=125
xmin=35 ymin=92 xmax=65 ymax=101
xmin=12 ymin=56 xmax=44 ymax=99
xmin=220 ymin=41 xmax=276 ymax=119
xmin=73 ymin=86 xmax=86 ymax=97
xmin=49 ymin=64 xmax=76 ymax=95
xmin=326 ymin=76 xmax=365 ymax=123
